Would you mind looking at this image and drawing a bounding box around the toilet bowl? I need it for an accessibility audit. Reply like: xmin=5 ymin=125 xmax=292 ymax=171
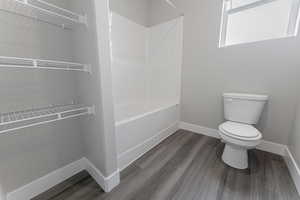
xmin=219 ymin=121 xmax=262 ymax=169
xmin=219 ymin=93 xmax=268 ymax=169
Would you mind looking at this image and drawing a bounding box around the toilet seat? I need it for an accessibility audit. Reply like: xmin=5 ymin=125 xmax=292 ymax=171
xmin=219 ymin=121 xmax=262 ymax=141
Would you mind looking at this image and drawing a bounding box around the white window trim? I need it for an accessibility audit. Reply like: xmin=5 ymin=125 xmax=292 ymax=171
xmin=219 ymin=0 xmax=300 ymax=47
xmin=219 ymin=0 xmax=229 ymax=47
xmin=287 ymin=0 xmax=300 ymax=35
xmin=227 ymin=0 xmax=277 ymax=14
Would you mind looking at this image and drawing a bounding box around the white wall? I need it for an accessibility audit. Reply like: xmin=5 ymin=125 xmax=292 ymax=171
xmin=150 ymin=0 xmax=300 ymax=145
xmin=149 ymin=0 xmax=181 ymax=26
xmin=109 ymin=0 xmax=150 ymax=26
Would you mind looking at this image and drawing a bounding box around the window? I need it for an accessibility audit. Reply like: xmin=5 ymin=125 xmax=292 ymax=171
xmin=219 ymin=0 xmax=300 ymax=47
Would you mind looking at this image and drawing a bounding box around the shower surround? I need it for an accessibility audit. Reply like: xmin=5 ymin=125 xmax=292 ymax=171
xmin=110 ymin=13 xmax=183 ymax=169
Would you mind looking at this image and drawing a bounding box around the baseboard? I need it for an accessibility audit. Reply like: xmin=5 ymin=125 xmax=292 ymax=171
xmin=179 ymin=121 xmax=286 ymax=156
xmin=178 ymin=122 xmax=220 ymax=139
xmin=6 ymin=121 xmax=291 ymax=200
xmin=84 ymin=158 xmax=120 ymax=192
xmin=118 ymin=122 xmax=179 ymax=171
xmin=256 ymin=140 xmax=286 ymax=156
xmin=7 ymin=158 xmax=86 ymax=200
xmin=6 ymin=158 xmax=120 ymax=200
xmin=284 ymin=147 xmax=300 ymax=195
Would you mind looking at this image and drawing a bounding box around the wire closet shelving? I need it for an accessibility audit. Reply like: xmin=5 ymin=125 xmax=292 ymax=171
xmin=0 ymin=56 xmax=92 ymax=73
xmin=0 ymin=104 xmax=95 ymax=134
xmin=0 ymin=0 xmax=94 ymax=134
xmin=0 ymin=0 xmax=87 ymax=29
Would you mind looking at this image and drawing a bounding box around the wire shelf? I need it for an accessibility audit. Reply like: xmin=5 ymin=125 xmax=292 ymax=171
xmin=0 ymin=0 xmax=87 ymax=29
xmin=0 ymin=104 xmax=95 ymax=134
xmin=0 ymin=56 xmax=91 ymax=73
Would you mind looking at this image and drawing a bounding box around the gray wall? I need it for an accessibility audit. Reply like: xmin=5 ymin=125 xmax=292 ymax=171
xmin=109 ymin=0 xmax=150 ymax=26
xmin=71 ymin=0 xmax=119 ymax=177
xmin=289 ymin=101 xmax=300 ymax=167
xmin=0 ymin=0 xmax=119 ymax=196
xmin=44 ymin=0 xmax=71 ymax=9
xmin=150 ymin=0 xmax=300 ymax=145
xmin=149 ymin=0 xmax=181 ymax=26
xmin=0 ymin=0 xmax=84 ymax=195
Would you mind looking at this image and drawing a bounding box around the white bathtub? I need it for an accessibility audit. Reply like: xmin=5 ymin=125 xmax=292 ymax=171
xmin=115 ymin=103 xmax=180 ymax=170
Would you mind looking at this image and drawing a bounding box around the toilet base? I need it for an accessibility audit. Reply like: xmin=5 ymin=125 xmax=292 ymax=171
xmin=222 ymin=144 xmax=248 ymax=169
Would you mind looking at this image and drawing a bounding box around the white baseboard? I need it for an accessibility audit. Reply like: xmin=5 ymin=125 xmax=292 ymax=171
xmin=118 ymin=122 xmax=179 ymax=171
xmin=179 ymin=121 xmax=286 ymax=156
xmin=179 ymin=122 xmax=220 ymax=139
xmin=84 ymin=158 xmax=120 ymax=192
xmin=5 ymin=121 xmax=293 ymax=200
xmin=7 ymin=158 xmax=86 ymax=200
xmin=179 ymin=122 xmax=300 ymax=196
xmin=256 ymin=140 xmax=286 ymax=156
xmin=284 ymin=147 xmax=300 ymax=195
xmin=7 ymin=158 xmax=120 ymax=200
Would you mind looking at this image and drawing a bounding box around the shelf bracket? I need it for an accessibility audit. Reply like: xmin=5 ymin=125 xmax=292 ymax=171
xmin=57 ymin=113 xmax=63 ymax=120
xmin=84 ymin=64 xmax=92 ymax=74
xmin=88 ymin=106 xmax=96 ymax=115
xmin=33 ymin=60 xmax=38 ymax=68
xmin=79 ymin=14 xmax=88 ymax=27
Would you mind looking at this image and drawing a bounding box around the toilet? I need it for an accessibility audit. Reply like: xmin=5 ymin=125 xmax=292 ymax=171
xmin=219 ymin=93 xmax=268 ymax=169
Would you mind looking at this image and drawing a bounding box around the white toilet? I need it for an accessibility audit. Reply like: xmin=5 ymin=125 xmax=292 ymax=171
xmin=219 ymin=93 xmax=268 ymax=169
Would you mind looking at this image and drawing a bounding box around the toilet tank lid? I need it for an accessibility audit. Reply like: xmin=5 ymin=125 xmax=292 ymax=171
xmin=223 ymin=93 xmax=269 ymax=101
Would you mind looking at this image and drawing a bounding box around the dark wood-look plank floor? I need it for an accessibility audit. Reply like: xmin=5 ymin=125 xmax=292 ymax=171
xmin=32 ymin=130 xmax=300 ymax=200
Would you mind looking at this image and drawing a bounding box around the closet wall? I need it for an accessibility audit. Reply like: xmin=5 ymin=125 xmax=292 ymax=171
xmin=70 ymin=0 xmax=118 ymax=177
xmin=0 ymin=0 xmax=105 ymax=196
xmin=0 ymin=0 xmax=119 ymax=197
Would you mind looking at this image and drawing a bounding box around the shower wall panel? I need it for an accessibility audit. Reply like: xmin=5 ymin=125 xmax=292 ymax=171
xmin=148 ymin=17 xmax=183 ymax=106
xmin=111 ymin=13 xmax=148 ymax=111
xmin=111 ymin=12 xmax=183 ymax=117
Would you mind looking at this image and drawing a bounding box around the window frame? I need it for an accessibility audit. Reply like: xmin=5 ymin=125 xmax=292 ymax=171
xmin=219 ymin=0 xmax=300 ymax=47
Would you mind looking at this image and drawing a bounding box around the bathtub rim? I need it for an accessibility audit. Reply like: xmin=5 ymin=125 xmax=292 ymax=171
xmin=115 ymin=103 xmax=180 ymax=126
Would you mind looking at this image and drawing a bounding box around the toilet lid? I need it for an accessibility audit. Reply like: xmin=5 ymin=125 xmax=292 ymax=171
xmin=219 ymin=122 xmax=261 ymax=140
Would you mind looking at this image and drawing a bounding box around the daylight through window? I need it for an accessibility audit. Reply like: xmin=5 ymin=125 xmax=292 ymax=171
xmin=219 ymin=0 xmax=300 ymax=47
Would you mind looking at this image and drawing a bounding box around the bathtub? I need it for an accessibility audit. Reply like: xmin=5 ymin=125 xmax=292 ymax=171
xmin=115 ymin=103 xmax=180 ymax=170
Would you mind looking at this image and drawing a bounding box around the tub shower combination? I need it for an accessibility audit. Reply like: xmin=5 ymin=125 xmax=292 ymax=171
xmin=110 ymin=13 xmax=183 ymax=169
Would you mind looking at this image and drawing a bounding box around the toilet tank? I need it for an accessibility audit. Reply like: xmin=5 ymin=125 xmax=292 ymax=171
xmin=223 ymin=93 xmax=268 ymax=125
